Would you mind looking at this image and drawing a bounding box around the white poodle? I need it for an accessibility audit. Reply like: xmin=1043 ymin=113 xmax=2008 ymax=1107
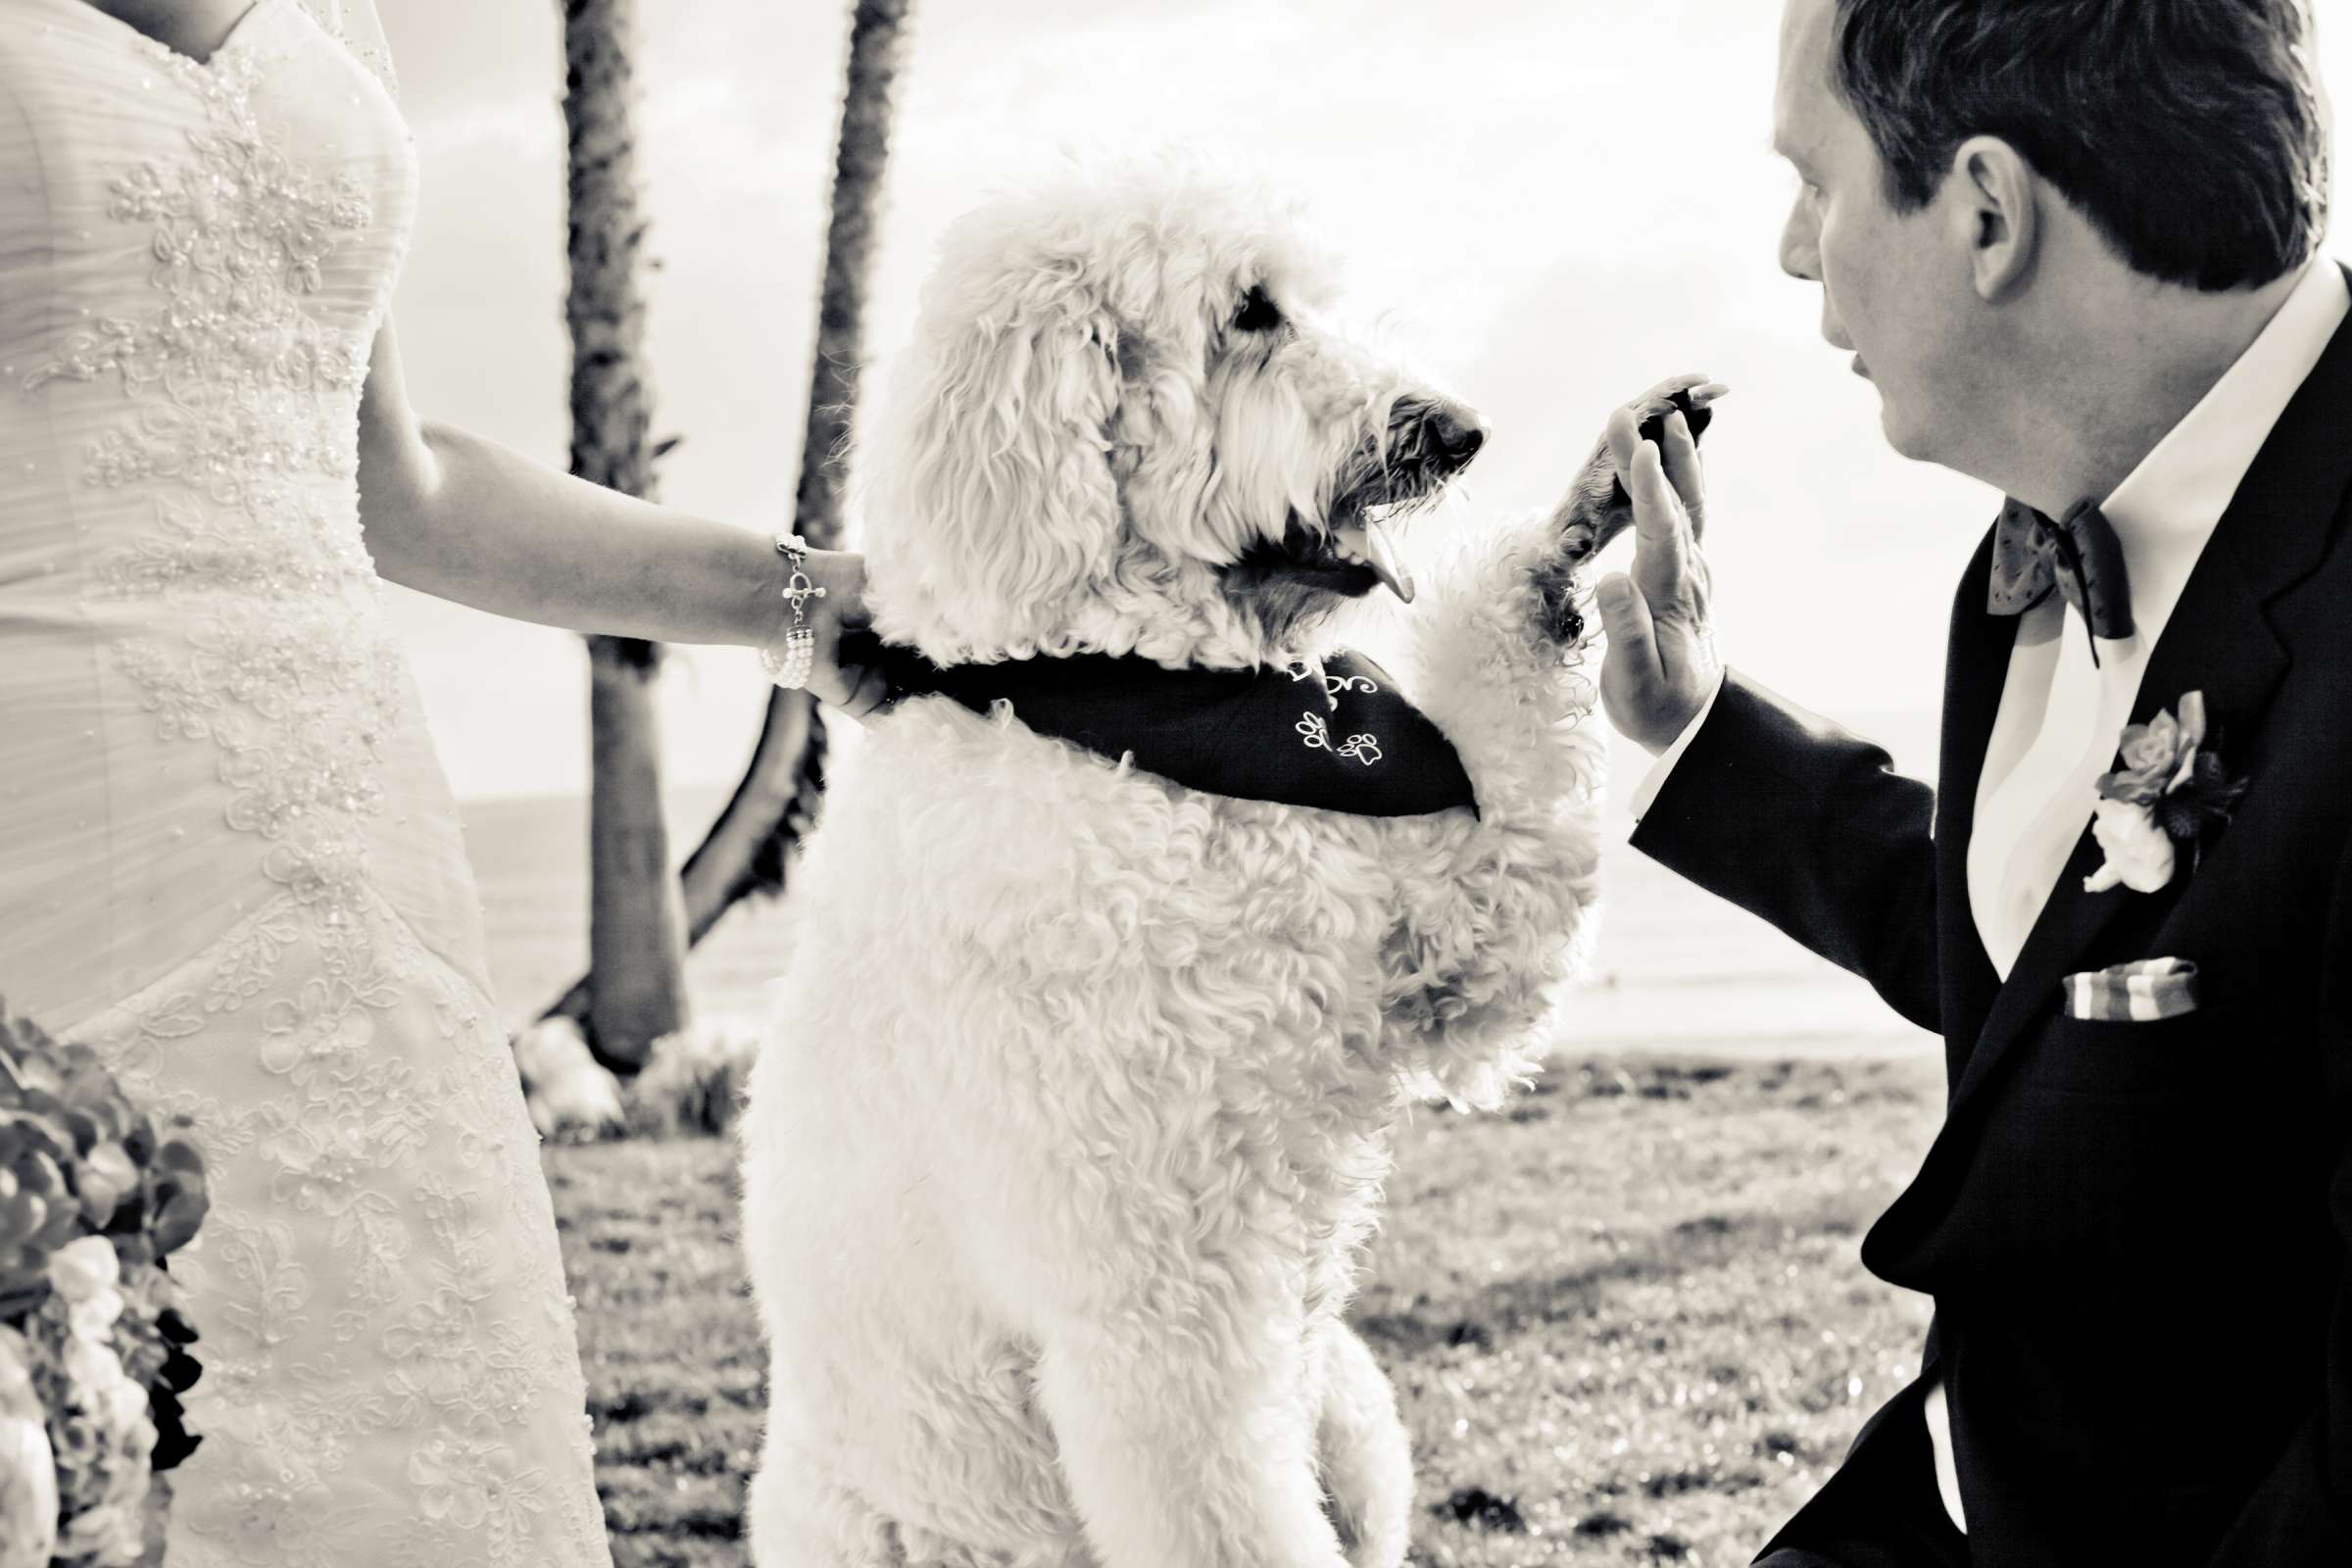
xmin=740 ymin=154 xmax=1712 ymax=1568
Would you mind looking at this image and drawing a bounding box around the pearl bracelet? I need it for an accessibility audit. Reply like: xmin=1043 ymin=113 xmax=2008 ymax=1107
xmin=759 ymin=532 xmax=824 ymax=690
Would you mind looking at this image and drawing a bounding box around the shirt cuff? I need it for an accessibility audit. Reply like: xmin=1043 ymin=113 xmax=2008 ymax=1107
xmin=1629 ymin=671 xmax=1727 ymax=822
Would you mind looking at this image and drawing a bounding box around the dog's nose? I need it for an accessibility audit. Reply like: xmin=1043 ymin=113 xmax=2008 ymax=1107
xmin=1427 ymin=402 xmax=1487 ymax=466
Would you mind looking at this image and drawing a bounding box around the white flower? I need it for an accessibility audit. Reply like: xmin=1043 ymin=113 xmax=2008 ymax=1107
xmin=47 ymin=1236 xmax=124 ymax=1342
xmin=2083 ymin=798 xmax=2177 ymax=894
xmin=47 ymin=1236 xmax=118 ymax=1304
xmin=73 ymin=1140 xmax=138 ymax=1226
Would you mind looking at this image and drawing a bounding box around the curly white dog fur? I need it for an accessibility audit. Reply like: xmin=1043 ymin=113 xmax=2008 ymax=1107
xmin=741 ymin=155 xmax=1679 ymax=1568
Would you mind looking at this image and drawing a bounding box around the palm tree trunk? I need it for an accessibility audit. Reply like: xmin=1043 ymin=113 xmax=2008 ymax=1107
xmin=538 ymin=0 xmax=912 ymax=1031
xmin=685 ymin=0 xmax=913 ymax=912
xmin=564 ymin=0 xmax=689 ymax=1070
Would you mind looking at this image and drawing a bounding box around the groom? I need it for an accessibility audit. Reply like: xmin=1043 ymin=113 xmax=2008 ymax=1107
xmin=1597 ymin=0 xmax=2352 ymax=1563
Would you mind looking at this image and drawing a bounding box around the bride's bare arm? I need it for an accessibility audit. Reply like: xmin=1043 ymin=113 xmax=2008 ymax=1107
xmin=355 ymin=320 xmax=888 ymax=714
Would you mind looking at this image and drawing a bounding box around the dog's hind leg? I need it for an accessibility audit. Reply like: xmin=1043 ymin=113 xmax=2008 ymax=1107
xmin=1313 ymin=1323 xmax=1410 ymax=1568
xmin=748 ymin=1430 xmax=905 ymax=1568
xmin=1031 ymin=1320 xmax=1349 ymax=1568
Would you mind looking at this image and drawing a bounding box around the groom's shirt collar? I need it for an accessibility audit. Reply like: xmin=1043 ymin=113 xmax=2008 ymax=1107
xmin=2097 ymin=256 xmax=2349 ymax=638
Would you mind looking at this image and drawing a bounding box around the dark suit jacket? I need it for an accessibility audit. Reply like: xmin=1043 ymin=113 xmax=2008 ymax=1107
xmin=1634 ymin=271 xmax=2352 ymax=1566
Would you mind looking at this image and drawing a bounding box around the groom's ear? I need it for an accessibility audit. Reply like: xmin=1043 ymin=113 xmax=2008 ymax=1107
xmin=1950 ymin=135 xmax=2039 ymax=302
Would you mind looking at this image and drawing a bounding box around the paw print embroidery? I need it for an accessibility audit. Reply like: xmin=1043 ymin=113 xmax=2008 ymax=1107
xmin=1298 ymin=711 xmax=1383 ymax=766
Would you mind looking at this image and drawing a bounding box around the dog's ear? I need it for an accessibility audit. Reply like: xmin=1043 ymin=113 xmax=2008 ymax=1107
xmin=869 ymin=287 xmax=1124 ymax=658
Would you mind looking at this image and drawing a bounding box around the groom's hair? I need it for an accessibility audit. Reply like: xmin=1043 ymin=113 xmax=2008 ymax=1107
xmin=1831 ymin=0 xmax=2329 ymax=292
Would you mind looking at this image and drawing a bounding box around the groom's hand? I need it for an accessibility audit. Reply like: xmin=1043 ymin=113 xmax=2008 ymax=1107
xmin=1595 ymin=402 xmax=1722 ymax=754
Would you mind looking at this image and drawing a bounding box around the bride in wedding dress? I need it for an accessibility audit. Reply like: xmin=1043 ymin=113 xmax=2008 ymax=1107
xmin=0 ymin=0 xmax=874 ymax=1558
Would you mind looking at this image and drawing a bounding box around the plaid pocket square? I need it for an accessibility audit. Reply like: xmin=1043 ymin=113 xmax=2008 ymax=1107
xmin=2063 ymin=957 xmax=2200 ymax=1022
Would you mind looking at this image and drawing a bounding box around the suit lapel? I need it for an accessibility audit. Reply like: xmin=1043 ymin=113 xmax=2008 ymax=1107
xmin=1932 ymin=527 xmax=2015 ymax=1086
xmin=1948 ymin=564 xmax=2287 ymax=1108
xmin=1944 ymin=266 xmax=2352 ymax=1119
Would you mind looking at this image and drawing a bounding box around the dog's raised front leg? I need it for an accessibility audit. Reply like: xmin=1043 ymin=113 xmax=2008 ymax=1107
xmin=1373 ymin=504 xmax=1607 ymax=1105
xmin=1375 ymin=377 xmax=1723 ymax=1104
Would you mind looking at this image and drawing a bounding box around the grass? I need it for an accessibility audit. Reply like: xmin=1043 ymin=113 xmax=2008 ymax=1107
xmin=551 ymin=1053 xmax=1944 ymax=1567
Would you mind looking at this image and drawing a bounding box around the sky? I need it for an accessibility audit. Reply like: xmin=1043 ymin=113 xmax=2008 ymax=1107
xmin=375 ymin=0 xmax=2351 ymax=801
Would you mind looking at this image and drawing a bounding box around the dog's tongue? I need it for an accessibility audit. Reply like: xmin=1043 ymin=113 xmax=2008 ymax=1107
xmin=1338 ymin=518 xmax=1414 ymax=603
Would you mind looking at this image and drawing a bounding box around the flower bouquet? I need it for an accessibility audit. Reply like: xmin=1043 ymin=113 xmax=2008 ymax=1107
xmin=0 ymin=1001 xmax=208 ymax=1568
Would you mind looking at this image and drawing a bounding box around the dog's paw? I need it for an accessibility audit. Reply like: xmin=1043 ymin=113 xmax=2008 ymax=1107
xmin=1533 ymin=374 xmax=1726 ymax=644
xmin=1550 ymin=375 xmax=1726 ymax=559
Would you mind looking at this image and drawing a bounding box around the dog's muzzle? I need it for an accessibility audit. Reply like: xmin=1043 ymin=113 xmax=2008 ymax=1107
xmin=1328 ymin=396 xmax=1489 ymax=603
xmin=1390 ymin=396 xmax=1488 ymax=479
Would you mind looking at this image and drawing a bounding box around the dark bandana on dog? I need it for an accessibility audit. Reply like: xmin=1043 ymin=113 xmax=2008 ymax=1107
xmin=861 ymin=640 xmax=1478 ymax=818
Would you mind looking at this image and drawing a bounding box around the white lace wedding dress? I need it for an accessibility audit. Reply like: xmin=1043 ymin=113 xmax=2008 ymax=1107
xmin=0 ymin=1 xmax=612 ymax=1560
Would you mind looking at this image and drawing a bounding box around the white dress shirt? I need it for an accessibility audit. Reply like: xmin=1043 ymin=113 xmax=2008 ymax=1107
xmin=1632 ymin=257 xmax=2351 ymax=1533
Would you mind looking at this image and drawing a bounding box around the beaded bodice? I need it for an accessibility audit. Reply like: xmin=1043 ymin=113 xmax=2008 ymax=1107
xmin=0 ymin=0 xmax=489 ymax=1021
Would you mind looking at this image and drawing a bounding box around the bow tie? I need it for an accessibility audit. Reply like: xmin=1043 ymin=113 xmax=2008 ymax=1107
xmin=1986 ymin=497 xmax=2134 ymax=664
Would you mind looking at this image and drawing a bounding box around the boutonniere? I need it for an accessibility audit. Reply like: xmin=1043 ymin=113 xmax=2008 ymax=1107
xmin=2082 ymin=691 xmax=2247 ymax=894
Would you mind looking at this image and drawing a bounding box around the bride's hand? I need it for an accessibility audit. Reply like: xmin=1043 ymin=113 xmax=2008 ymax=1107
xmin=793 ymin=549 xmax=893 ymax=720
